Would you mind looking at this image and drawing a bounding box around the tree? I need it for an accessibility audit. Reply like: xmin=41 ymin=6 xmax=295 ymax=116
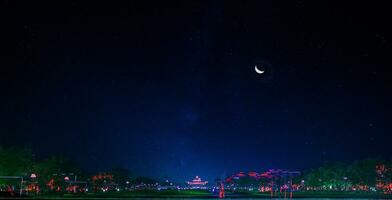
xmin=32 ymin=156 xmax=80 ymax=191
xmin=319 ymin=162 xmax=348 ymax=190
xmin=304 ymin=168 xmax=323 ymax=189
xmin=111 ymin=168 xmax=132 ymax=187
xmin=304 ymin=162 xmax=349 ymax=190
xmin=385 ymin=159 xmax=392 ymax=184
xmin=0 ymin=146 xmax=33 ymax=177
xmin=348 ymin=158 xmax=380 ymax=187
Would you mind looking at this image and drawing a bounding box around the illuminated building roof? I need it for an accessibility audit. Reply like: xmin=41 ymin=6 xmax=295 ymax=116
xmin=186 ymin=176 xmax=208 ymax=186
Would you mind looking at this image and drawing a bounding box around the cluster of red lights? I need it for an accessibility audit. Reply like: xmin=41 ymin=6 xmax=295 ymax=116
xmin=376 ymin=164 xmax=392 ymax=194
xmin=91 ymin=173 xmax=113 ymax=182
xmin=225 ymin=169 xmax=298 ymax=182
xmin=226 ymin=171 xmax=269 ymax=182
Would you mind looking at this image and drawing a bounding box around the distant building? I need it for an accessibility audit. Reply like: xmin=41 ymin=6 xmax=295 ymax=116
xmin=186 ymin=176 xmax=208 ymax=188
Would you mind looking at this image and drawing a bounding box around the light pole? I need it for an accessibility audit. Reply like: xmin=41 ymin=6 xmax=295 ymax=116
xmin=20 ymin=177 xmax=23 ymax=196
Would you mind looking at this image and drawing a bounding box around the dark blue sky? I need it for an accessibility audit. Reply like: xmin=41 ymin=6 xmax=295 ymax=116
xmin=1 ymin=1 xmax=391 ymax=182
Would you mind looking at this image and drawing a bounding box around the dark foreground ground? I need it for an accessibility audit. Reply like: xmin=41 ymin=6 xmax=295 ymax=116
xmin=1 ymin=190 xmax=392 ymax=199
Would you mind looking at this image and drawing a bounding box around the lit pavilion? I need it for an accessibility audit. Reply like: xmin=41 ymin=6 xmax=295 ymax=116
xmin=186 ymin=176 xmax=208 ymax=188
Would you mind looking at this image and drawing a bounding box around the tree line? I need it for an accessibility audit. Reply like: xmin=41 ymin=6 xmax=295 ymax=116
xmin=298 ymin=158 xmax=392 ymax=192
xmin=1 ymin=146 xmax=392 ymax=193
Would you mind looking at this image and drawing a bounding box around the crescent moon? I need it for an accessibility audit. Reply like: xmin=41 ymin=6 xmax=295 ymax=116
xmin=255 ymin=65 xmax=264 ymax=74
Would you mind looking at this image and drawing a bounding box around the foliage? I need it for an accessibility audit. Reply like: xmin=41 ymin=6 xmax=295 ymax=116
xmin=130 ymin=176 xmax=157 ymax=185
xmin=1 ymin=146 xmax=392 ymax=193
xmin=303 ymin=158 xmax=392 ymax=191
xmin=32 ymin=156 xmax=80 ymax=190
xmin=348 ymin=158 xmax=380 ymax=186
xmin=0 ymin=146 xmax=33 ymax=185
xmin=111 ymin=168 xmax=132 ymax=187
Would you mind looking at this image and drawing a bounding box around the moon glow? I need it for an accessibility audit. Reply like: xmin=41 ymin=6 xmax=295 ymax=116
xmin=255 ymin=65 xmax=265 ymax=74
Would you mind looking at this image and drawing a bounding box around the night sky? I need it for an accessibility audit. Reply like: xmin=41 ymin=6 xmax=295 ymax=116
xmin=1 ymin=1 xmax=391 ymax=182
